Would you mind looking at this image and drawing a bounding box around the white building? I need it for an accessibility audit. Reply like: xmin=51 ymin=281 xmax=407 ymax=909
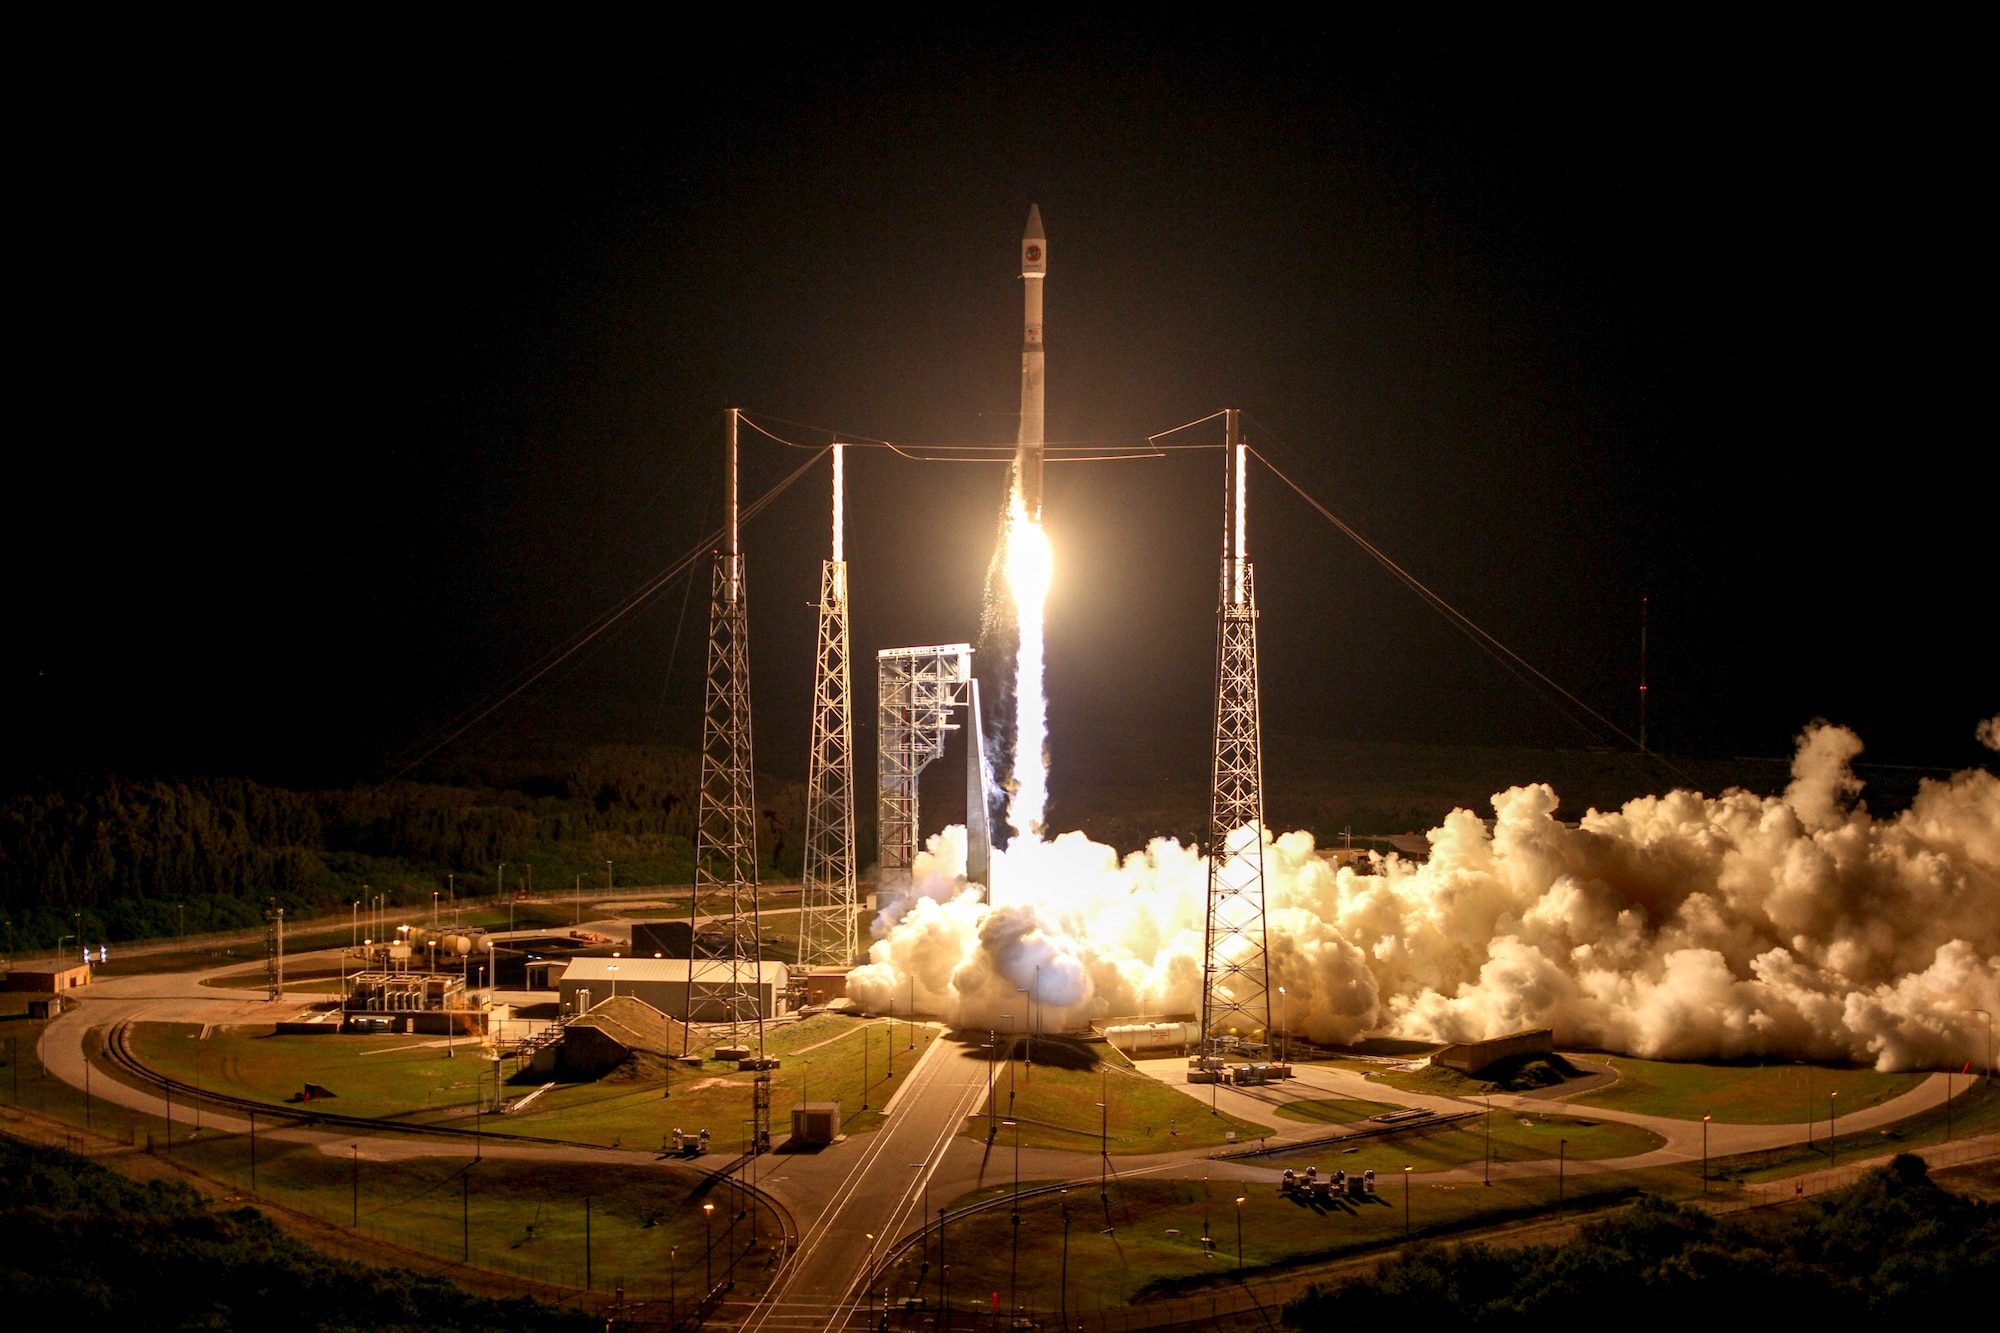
xmin=557 ymin=956 xmax=790 ymax=1022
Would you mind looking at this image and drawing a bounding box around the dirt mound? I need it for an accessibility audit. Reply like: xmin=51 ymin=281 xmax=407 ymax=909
xmin=571 ymin=994 xmax=689 ymax=1056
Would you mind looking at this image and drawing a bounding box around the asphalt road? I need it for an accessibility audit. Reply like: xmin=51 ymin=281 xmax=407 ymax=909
xmin=22 ymin=944 xmax=1980 ymax=1332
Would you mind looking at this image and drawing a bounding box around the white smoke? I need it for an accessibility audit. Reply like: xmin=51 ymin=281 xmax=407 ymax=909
xmin=847 ymin=724 xmax=2000 ymax=1071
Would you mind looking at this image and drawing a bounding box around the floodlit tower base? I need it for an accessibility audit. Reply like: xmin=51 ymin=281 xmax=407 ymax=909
xmin=800 ymin=558 xmax=857 ymax=969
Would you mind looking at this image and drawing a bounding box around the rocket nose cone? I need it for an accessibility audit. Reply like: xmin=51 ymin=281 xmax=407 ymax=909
xmin=1024 ymin=203 xmax=1045 ymax=240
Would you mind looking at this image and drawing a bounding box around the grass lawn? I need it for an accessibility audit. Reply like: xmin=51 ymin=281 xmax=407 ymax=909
xmin=125 ymin=1015 xmax=937 ymax=1150
xmin=964 ymin=1041 xmax=1271 ymax=1153
xmin=1717 ymin=1077 xmax=2000 ymax=1182
xmin=913 ymin=1170 xmax=1645 ymax=1314
xmin=1273 ymin=1097 xmax=1403 ymax=1125
xmin=158 ymin=1133 xmax=775 ymax=1300
xmin=1357 ymin=1063 xmax=1501 ymax=1096
xmin=1567 ymin=1056 xmax=1925 ymax=1123
xmin=1259 ymin=1109 xmax=1664 ymax=1175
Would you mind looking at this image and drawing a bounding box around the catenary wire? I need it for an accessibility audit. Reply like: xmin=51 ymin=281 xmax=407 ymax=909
xmin=378 ymin=445 xmax=832 ymax=785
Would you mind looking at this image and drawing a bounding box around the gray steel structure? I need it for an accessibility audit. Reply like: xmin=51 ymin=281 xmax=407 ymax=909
xmin=1201 ymin=409 xmax=1272 ymax=1054
xmin=800 ymin=446 xmax=857 ymax=969
xmin=876 ymin=644 xmax=992 ymax=907
xmin=690 ymin=411 xmax=770 ymax=1134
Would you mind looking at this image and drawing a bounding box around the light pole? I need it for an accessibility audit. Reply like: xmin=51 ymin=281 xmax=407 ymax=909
xmin=704 ymin=1201 xmax=714 ymax=1292
xmin=1004 ymin=1118 xmax=1020 ymax=1320
xmin=1975 ymin=1009 xmax=1993 ymax=1085
xmin=351 ymin=1144 xmax=358 ymax=1226
xmin=1277 ymin=987 xmax=1287 ymax=1065
xmin=1097 ymin=1091 xmax=1109 ymax=1201
xmin=1829 ymin=1091 xmax=1839 ymax=1167
xmin=863 ymin=1022 xmax=870 ymax=1110
xmin=1702 ymin=1114 xmax=1711 ymax=1193
xmin=1403 ymin=1165 xmax=1412 ymax=1237
xmin=1484 ymin=1094 xmax=1492 ymax=1185
xmin=1234 ymin=1195 xmax=1245 ymax=1271
xmin=911 ymin=1160 xmax=931 ymax=1272
xmin=907 ymin=976 xmax=916 ymax=1048
xmin=1557 ymin=1140 xmax=1566 ymax=1217
xmin=1059 ymin=1194 xmax=1070 ymax=1329
xmin=1001 ymin=1013 xmax=1015 ymax=1111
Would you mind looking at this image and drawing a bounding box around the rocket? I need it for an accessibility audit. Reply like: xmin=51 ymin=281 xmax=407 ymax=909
xmin=1016 ymin=204 xmax=1046 ymax=519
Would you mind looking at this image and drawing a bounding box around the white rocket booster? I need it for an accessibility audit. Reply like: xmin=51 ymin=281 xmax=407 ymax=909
xmin=1016 ymin=204 xmax=1046 ymax=518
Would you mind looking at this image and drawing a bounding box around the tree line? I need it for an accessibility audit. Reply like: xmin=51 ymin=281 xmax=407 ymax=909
xmin=1282 ymin=1153 xmax=1995 ymax=1324
xmin=0 ymin=1134 xmax=591 ymax=1330
xmin=0 ymin=745 xmax=819 ymax=950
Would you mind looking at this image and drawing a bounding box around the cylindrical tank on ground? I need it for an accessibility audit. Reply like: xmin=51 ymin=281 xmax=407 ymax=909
xmin=1105 ymin=1021 xmax=1201 ymax=1055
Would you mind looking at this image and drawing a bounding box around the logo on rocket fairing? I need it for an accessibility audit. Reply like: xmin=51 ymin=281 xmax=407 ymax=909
xmin=1024 ymin=244 xmax=1043 ymax=264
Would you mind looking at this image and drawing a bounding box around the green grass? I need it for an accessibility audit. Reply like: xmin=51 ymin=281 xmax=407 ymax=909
xmin=1567 ymin=1056 xmax=1925 ymax=1123
xmin=965 ymin=1050 xmax=1272 ymax=1153
xmin=123 ymin=1015 xmax=937 ymax=1149
xmin=153 ymin=1132 xmax=776 ymax=1299
xmin=1717 ymin=1077 xmax=2000 ymax=1183
xmin=1260 ymin=1109 xmax=1664 ymax=1175
xmin=1359 ymin=1063 xmax=1501 ymax=1096
xmin=914 ymin=1170 xmax=1650 ymax=1315
xmin=1273 ymin=1097 xmax=1403 ymax=1125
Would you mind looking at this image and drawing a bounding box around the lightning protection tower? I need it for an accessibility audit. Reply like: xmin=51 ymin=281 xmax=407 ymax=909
xmin=690 ymin=411 xmax=772 ymax=1149
xmin=800 ymin=444 xmax=857 ymax=970
xmin=1200 ymin=408 xmax=1271 ymax=1060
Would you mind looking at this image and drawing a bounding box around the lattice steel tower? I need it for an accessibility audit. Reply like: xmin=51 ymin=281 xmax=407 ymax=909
xmin=690 ymin=410 xmax=770 ymax=1144
xmin=800 ymin=444 xmax=857 ymax=970
xmin=1201 ymin=408 xmax=1271 ymax=1057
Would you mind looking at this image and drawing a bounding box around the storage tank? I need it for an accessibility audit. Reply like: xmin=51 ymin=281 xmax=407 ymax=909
xmin=1103 ymin=1021 xmax=1201 ymax=1056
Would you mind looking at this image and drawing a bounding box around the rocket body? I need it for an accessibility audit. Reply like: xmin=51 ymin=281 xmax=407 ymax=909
xmin=1017 ymin=204 xmax=1046 ymax=519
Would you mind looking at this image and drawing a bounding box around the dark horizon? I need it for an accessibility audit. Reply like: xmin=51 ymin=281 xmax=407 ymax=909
xmin=12 ymin=23 xmax=1990 ymax=796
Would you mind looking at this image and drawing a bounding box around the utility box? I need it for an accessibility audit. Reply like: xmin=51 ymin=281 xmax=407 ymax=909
xmin=790 ymin=1100 xmax=842 ymax=1145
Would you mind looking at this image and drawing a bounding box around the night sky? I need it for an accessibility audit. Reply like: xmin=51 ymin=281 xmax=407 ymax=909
xmin=14 ymin=24 xmax=1989 ymax=796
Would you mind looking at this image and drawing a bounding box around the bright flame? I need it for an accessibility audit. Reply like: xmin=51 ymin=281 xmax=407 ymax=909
xmin=1004 ymin=490 xmax=1052 ymax=839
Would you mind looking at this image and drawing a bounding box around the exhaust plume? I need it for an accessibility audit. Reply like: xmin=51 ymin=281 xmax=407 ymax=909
xmin=847 ymin=723 xmax=2000 ymax=1071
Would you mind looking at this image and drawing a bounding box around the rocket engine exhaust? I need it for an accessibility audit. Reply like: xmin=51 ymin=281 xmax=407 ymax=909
xmin=1004 ymin=205 xmax=1052 ymax=842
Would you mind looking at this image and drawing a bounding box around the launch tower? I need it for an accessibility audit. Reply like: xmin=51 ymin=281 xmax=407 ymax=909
xmin=690 ymin=410 xmax=774 ymax=1145
xmin=877 ymin=646 xmax=992 ymax=910
xmin=800 ymin=445 xmax=857 ymax=969
xmin=1200 ymin=409 xmax=1272 ymax=1057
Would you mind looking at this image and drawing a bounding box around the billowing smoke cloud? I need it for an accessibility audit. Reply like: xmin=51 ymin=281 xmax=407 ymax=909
xmin=846 ymin=724 xmax=2000 ymax=1071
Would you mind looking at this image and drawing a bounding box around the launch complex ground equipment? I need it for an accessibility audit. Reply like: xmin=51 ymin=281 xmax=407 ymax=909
xmin=1199 ymin=409 xmax=1273 ymax=1064
xmin=800 ymin=443 xmax=858 ymax=972
xmin=877 ymin=645 xmax=993 ymax=909
xmin=691 ymin=409 xmax=775 ymax=1147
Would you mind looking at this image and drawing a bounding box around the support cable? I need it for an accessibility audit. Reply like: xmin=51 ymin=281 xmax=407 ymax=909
xmin=1246 ymin=440 xmax=1692 ymax=784
xmin=379 ymin=446 xmax=831 ymax=785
